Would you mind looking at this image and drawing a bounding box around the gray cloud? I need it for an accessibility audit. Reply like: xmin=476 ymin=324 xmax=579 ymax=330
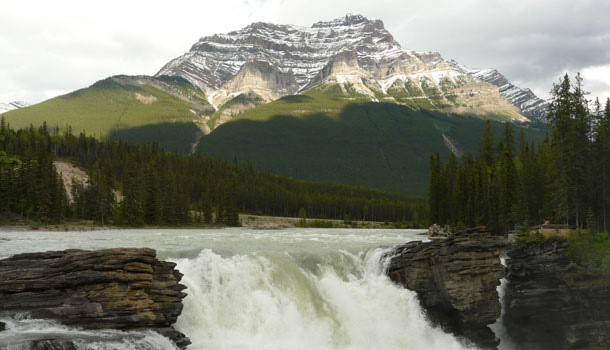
xmin=1 ymin=0 xmax=609 ymax=103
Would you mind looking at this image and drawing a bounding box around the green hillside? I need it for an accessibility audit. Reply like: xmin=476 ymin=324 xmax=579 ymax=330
xmin=2 ymin=76 xmax=212 ymax=152
xmin=2 ymin=77 xmax=547 ymax=197
xmin=197 ymin=89 xmax=548 ymax=196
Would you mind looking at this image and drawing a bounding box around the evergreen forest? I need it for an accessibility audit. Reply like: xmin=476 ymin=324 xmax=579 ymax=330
xmin=429 ymin=74 xmax=610 ymax=234
xmin=0 ymin=117 xmax=424 ymax=227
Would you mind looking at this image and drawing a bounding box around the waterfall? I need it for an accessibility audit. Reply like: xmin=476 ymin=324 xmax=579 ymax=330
xmin=490 ymin=255 xmax=517 ymax=350
xmin=0 ymin=228 xmax=481 ymax=349
xmin=173 ymin=247 xmax=476 ymax=350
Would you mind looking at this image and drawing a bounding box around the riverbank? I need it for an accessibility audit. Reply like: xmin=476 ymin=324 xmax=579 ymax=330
xmin=240 ymin=214 xmax=418 ymax=229
xmin=0 ymin=214 xmax=422 ymax=232
xmin=0 ymin=220 xmax=104 ymax=232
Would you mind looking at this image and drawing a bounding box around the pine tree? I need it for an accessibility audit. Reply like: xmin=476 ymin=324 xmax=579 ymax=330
xmin=547 ymin=74 xmax=575 ymax=225
xmin=480 ymin=120 xmax=495 ymax=167
xmin=120 ymin=165 xmax=144 ymax=226
xmin=428 ymin=154 xmax=443 ymax=224
xmin=202 ymin=199 xmax=213 ymax=224
xmin=143 ymin=168 xmax=163 ymax=225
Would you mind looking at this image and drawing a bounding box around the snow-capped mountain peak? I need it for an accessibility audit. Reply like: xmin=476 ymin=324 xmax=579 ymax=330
xmin=448 ymin=59 xmax=547 ymax=122
xmin=157 ymin=15 xmax=547 ymax=126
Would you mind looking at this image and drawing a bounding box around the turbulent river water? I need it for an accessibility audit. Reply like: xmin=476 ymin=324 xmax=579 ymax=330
xmin=0 ymin=228 xmax=479 ymax=350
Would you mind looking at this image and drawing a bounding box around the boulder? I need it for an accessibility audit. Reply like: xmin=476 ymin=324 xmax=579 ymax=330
xmin=0 ymin=248 xmax=189 ymax=348
xmin=387 ymin=228 xmax=507 ymax=349
xmin=427 ymin=223 xmax=454 ymax=239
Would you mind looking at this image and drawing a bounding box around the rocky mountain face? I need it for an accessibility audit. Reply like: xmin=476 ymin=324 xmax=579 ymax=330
xmin=157 ymin=14 xmax=543 ymax=126
xmin=386 ymin=228 xmax=507 ymax=349
xmin=0 ymin=101 xmax=29 ymax=114
xmin=0 ymin=248 xmax=189 ymax=349
xmin=448 ymin=60 xmax=548 ymax=122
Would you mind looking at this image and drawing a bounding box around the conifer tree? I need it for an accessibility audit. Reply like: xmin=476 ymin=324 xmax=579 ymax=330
xmin=480 ymin=120 xmax=495 ymax=167
xmin=428 ymin=154 xmax=443 ymax=224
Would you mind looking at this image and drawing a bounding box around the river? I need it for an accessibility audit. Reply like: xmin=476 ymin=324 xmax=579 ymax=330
xmin=0 ymin=228 xmax=478 ymax=349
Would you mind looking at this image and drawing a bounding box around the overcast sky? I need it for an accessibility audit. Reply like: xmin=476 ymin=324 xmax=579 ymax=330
xmin=1 ymin=0 xmax=609 ymax=105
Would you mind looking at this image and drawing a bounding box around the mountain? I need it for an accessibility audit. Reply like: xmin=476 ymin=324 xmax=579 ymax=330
xmin=2 ymin=76 xmax=214 ymax=152
xmin=157 ymin=14 xmax=544 ymax=128
xmin=0 ymin=101 xmax=29 ymax=113
xmin=2 ymin=14 xmax=550 ymax=197
xmin=448 ymin=60 xmax=548 ymax=122
xmin=196 ymin=88 xmax=547 ymax=196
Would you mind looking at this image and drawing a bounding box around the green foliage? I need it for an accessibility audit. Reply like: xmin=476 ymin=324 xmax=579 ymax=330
xmin=0 ymin=121 xmax=423 ymax=226
xmin=298 ymin=207 xmax=307 ymax=226
xmin=343 ymin=213 xmax=353 ymax=225
xmin=567 ymin=231 xmax=610 ymax=272
xmin=429 ymin=122 xmax=552 ymax=234
xmin=199 ymin=102 xmax=546 ymax=196
xmin=2 ymin=76 xmax=207 ymax=152
xmin=513 ymin=227 xmax=544 ymax=248
xmin=0 ymin=145 xmax=68 ymax=224
xmin=109 ymin=122 xmax=200 ymax=153
xmin=430 ymin=74 xmax=610 ymax=235
xmin=547 ymin=73 xmax=591 ymax=227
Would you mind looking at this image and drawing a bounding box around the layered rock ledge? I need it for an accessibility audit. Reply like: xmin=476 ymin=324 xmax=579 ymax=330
xmin=505 ymin=238 xmax=610 ymax=349
xmin=386 ymin=229 xmax=507 ymax=349
xmin=0 ymin=248 xmax=189 ymax=348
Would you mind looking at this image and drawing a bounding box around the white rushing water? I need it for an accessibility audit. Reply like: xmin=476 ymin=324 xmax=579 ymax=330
xmin=0 ymin=228 xmax=478 ymax=350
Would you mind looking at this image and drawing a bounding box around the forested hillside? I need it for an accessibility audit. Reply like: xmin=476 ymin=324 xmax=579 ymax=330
xmin=2 ymin=76 xmax=212 ymax=153
xmin=198 ymin=92 xmax=548 ymax=196
xmin=430 ymin=74 xmax=610 ymax=234
xmin=0 ymin=118 xmax=424 ymax=226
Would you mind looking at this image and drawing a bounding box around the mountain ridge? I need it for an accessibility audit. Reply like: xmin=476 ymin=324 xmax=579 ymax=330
xmin=157 ymin=14 xmax=547 ymax=127
xmin=1 ymin=14 xmax=551 ymax=196
xmin=0 ymin=101 xmax=29 ymax=113
xmin=447 ymin=59 xmax=548 ymax=122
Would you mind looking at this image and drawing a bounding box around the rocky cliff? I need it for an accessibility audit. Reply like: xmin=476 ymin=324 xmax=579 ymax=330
xmin=504 ymin=238 xmax=610 ymax=349
xmin=448 ymin=60 xmax=548 ymax=122
xmin=157 ymin=14 xmax=536 ymax=124
xmin=0 ymin=248 xmax=189 ymax=349
xmin=386 ymin=229 xmax=507 ymax=349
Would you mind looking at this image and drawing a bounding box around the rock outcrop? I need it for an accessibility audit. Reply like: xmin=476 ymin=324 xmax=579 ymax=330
xmin=505 ymin=238 xmax=610 ymax=349
xmin=157 ymin=14 xmax=538 ymax=124
xmin=386 ymin=229 xmax=507 ymax=349
xmin=0 ymin=248 xmax=189 ymax=348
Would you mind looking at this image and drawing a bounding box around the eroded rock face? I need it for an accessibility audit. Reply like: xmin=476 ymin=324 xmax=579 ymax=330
xmin=386 ymin=229 xmax=507 ymax=349
xmin=505 ymin=239 xmax=610 ymax=349
xmin=0 ymin=248 xmax=189 ymax=348
xmin=157 ymin=15 xmax=537 ymax=124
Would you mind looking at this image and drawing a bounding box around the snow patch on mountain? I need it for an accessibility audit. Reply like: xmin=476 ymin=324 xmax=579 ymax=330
xmin=448 ymin=60 xmax=548 ymax=122
xmin=0 ymin=101 xmax=29 ymax=114
xmin=157 ymin=14 xmax=544 ymax=126
xmin=157 ymin=14 xmax=410 ymax=94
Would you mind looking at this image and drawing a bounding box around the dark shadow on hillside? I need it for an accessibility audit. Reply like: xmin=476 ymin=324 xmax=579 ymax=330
xmin=109 ymin=122 xmax=199 ymax=153
xmin=278 ymin=95 xmax=314 ymax=103
xmin=197 ymin=102 xmax=547 ymax=196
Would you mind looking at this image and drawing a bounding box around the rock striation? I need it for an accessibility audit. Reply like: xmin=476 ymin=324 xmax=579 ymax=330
xmin=448 ymin=59 xmax=548 ymax=122
xmin=0 ymin=248 xmax=189 ymax=348
xmin=157 ymin=14 xmax=538 ymax=123
xmin=386 ymin=229 xmax=507 ymax=349
xmin=504 ymin=238 xmax=610 ymax=349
